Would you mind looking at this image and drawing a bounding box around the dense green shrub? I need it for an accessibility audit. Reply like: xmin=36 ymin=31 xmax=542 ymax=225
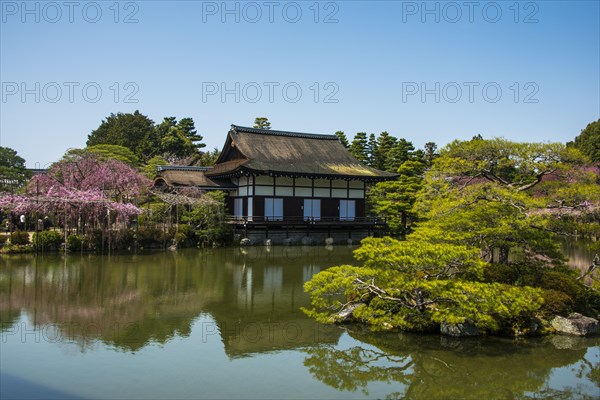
xmin=0 ymin=244 xmax=33 ymax=254
xmin=537 ymin=270 xmax=584 ymax=303
xmin=33 ymin=230 xmax=63 ymax=250
xmin=67 ymin=234 xmax=86 ymax=252
xmin=179 ymin=191 xmax=232 ymax=245
xmin=137 ymin=227 xmax=171 ymax=248
xmin=171 ymin=224 xmax=198 ymax=247
xmin=174 ymin=232 xmax=187 ymax=247
xmin=0 ymin=234 xmax=8 ymax=245
xmin=195 ymin=224 xmax=232 ymax=246
xmin=538 ymin=289 xmax=575 ymax=317
xmin=10 ymin=231 xmax=30 ymax=245
xmin=483 ymin=262 xmax=600 ymax=317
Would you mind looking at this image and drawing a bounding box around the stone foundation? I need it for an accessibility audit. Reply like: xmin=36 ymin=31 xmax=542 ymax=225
xmin=237 ymin=229 xmax=375 ymax=245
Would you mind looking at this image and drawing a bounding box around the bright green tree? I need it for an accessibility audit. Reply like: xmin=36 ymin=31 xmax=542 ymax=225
xmin=63 ymin=144 xmax=139 ymax=166
xmin=568 ymin=119 xmax=600 ymax=162
xmin=413 ymin=181 xmax=563 ymax=265
xmin=434 ymin=138 xmax=583 ymax=191
xmin=197 ymin=148 xmax=221 ymax=167
xmin=303 ymin=237 xmax=543 ymax=333
xmin=305 ymin=137 xmax=600 ymax=334
xmin=413 ymin=138 xmax=584 ymax=264
xmin=143 ymin=155 xmax=169 ymax=179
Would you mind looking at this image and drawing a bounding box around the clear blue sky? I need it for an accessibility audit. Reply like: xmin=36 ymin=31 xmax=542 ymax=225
xmin=1 ymin=0 xmax=599 ymax=167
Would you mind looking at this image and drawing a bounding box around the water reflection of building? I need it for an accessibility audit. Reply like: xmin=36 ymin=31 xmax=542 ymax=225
xmin=210 ymin=247 xmax=349 ymax=358
xmin=561 ymin=239 xmax=597 ymax=273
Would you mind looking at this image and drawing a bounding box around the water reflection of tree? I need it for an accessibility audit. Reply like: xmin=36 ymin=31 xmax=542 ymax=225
xmin=303 ymin=326 xmax=599 ymax=400
xmin=304 ymin=346 xmax=412 ymax=395
xmin=0 ymin=251 xmax=227 ymax=351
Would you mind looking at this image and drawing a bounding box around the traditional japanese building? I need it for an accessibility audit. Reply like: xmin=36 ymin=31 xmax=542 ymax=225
xmin=155 ymin=125 xmax=398 ymax=244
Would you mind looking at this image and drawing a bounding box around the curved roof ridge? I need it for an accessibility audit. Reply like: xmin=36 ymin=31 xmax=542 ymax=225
xmin=230 ymin=125 xmax=339 ymax=140
xmin=157 ymin=165 xmax=213 ymax=172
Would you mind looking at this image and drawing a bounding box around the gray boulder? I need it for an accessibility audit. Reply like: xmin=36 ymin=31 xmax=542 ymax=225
xmin=440 ymin=321 xmax=480 ymax=337
xmin=551 ymin=313 xmax=599 ymax=336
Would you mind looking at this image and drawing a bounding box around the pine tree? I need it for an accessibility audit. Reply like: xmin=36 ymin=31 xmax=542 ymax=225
xmin=373 ymin=131 xmax=397 ymax=170
xmin=334 ymin=131 xmax=349 ymax=149
xmin=367 ymin=133 xmax=377 ymax=167
xmin=385 ymin=138 xmax=415 ymax=172
xmin=254 ymin=117 xmax=271 ymax=130
xmin=349 ymin=132 xmax=369 ymax=164
xmin=178 ymin=118 xmax=205 ymax=151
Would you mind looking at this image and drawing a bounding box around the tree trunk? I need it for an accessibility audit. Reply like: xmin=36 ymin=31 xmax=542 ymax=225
xmin=401 ymin=211 xmax=407 ymax=234
xmin=498 ymin=246 xmax=510 ymax=264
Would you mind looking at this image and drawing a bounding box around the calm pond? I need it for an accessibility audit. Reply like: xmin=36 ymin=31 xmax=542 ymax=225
xmin=0 ymin=245 xmax=598 ymax=399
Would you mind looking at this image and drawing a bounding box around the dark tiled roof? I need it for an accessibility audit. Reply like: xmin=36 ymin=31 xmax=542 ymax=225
xmin=230 ymin=125 xmax=339 ymax=140
xmin=208 ymin=125 xmax=398 ymax=180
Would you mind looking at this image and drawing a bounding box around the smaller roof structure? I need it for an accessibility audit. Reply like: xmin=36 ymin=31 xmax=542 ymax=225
xmin=153 ymin=166 xmax=235 ymax=190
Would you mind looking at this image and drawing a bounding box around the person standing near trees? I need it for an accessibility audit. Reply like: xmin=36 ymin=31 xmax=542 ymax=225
xmin=19 ymin=214 xmax=25 ymax=231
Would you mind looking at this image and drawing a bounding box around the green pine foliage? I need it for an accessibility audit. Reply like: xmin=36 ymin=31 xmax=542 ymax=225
xmin=349 ymin=132 xmax=369 ymax=164
xmin=334 ymin=131 xmax=349 ymax=149
xmin=568 ymin=119 xmax=600 ymax=162
xmin=253 ymin=117 xmax=271 ymax=130
xmin=87 ymin=111 xmax=207 ymax=163
xmin=305 ymin=136 xmax=600 ymax=335
xmin=303 ymin=238 xmax=544 ymax=333
xmin=368 ymin=160 xmax=425 ymax=235
xmin=0 ymin=147 xmax=31 ymax=193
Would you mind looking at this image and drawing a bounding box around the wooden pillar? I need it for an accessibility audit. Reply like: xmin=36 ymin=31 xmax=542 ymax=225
xmin=251 ymin=174 xmax=256 ymax=219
